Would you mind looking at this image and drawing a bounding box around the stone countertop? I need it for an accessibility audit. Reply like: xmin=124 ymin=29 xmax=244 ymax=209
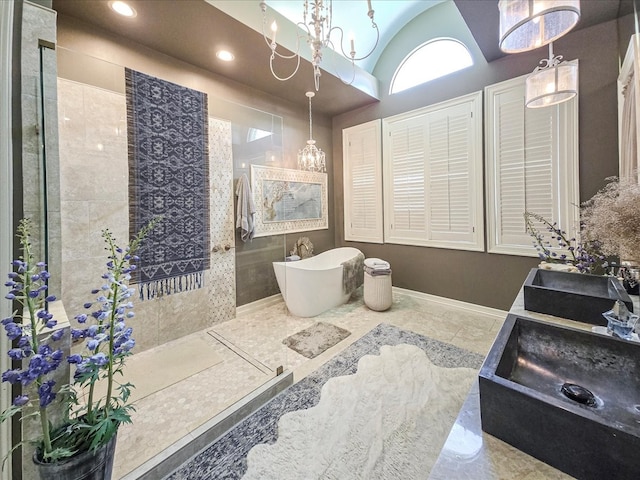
xmin=428 ymin=286 xmax=640 ymax=479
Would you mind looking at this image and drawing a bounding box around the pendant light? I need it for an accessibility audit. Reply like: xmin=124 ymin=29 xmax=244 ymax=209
xmin=498 ymin=0 xmax=581 ymax=54
xmin=525 ymin=43 xmax=578 ymax=108
xmin=297 ymin=92 xmax=326 ymax=173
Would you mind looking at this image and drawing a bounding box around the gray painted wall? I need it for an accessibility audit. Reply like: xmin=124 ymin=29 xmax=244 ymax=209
xmin=332 ymin=3 xmax=635 ymax=311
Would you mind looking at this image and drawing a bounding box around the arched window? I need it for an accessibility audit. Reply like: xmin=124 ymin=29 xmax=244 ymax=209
xmin=390 ymin=38 xmax=473 ymax=95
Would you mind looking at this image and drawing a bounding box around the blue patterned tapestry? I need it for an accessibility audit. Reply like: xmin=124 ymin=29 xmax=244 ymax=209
xmin=125 ymin=68 xmax=209 ymax=299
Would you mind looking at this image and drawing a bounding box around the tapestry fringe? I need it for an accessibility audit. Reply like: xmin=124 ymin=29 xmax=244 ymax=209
xmin=138 ymin=272 xmax=205 ymax=300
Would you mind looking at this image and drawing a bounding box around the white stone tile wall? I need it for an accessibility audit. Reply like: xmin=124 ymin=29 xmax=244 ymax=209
xmin=57 ymin=79 xmax=237 ymax=353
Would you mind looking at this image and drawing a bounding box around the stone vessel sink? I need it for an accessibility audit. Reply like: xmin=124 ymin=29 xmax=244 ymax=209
xmin=523 ymin=268 xmax=633 ymax=325
xmin=479 ymin=314 xmax=640 ymax=480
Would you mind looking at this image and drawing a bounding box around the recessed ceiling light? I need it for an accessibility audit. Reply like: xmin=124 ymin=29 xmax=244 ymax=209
xmin=216 ymin=50 xmax=235 ymax=62
xmin=109 ymin=1 xmax=137 ymax=18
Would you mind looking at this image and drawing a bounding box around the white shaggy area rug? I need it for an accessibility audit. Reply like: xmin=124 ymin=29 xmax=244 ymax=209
xmin=242 ymin=344 xmax=476 ymax=480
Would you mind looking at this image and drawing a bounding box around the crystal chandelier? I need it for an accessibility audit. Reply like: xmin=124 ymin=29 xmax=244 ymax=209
xmin=498 ymin=0 xmax=581 ymax=54
xmin=525 ymin=42 xmax=577 ymax=108
xmin=259 ymin=0 xmax=379 ymax=91
xmin=298 ymin=92 xmax=326 ymax=173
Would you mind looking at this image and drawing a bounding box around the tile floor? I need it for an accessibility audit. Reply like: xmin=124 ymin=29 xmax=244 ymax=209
xmin=113 ymin=287 xmax=505 ymax=478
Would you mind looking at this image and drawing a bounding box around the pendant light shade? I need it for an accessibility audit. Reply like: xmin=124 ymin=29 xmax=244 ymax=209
xmin=499 ymin=0 xmax=581 ymax=53
xmin=526 ymin=61 xmax=577 ymax=107
xmin=525 ymin=43 xmax=577 ymax=108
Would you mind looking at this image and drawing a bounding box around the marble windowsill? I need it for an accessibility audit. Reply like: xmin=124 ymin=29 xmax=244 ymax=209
xmin=429 ymin=286 xmax=640 ymax=479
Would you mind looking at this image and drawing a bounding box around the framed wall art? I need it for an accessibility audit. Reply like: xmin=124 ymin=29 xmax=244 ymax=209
xmin=251 ymin=165 xmax=328 ymax=237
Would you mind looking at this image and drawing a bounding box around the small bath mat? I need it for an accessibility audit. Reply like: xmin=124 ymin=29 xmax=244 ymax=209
xmin=283 ymin=322 xmax=351 ymax=359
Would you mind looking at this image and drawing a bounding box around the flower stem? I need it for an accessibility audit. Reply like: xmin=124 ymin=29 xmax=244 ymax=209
xmin=39 ymin=406 xmax=52 ymax=457
xmin=22 ymin=225 xmax=53 ymax=457
xmin=104 ymin=236 xmax=121 ymax=416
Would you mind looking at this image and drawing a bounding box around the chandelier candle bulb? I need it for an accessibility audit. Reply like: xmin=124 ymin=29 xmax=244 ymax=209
xmin=260 ymin=0 xmax=379 ymax=91
xmin=270 ymin=21 xmax=277 ymax=44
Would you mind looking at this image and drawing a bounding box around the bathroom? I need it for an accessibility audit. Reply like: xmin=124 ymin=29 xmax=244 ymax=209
xmin=1 ymin=0 xmax=638 ymax=479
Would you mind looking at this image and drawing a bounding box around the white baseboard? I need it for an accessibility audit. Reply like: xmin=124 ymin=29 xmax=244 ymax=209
xmin=392 ymin=287 xmax=507 ymax=321
xmin=236 ymin=294 xmax=284 ymax=317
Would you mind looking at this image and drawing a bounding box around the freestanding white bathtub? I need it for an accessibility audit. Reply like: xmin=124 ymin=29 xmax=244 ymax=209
xmin=273 ymin=247 xmax=363 ymax=317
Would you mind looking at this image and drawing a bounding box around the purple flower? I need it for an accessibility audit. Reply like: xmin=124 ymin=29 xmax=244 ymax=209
xmin=4 ymin=293 xmax=15 ymax=300
xmin=38 ymin=380 xmax=56 ymax=407
xmin=86 ymin=339 xmax=99 ymax=351
xmin=86 ymin=325 xmax=99 ymax=337
xmin=51 ymin=329 xmax=64 ymax=341
xmin=37 ymin=344 xmax=52 ymax=356
xmin=4 ymin=322 xmax=22 ymax=340
xmin=12 ymin=260 xmax=25 ymax=270
xmin=89 ymin=352 xmax=108 ymax=366
xmin=71 ymin=328 xmax=85 ymax=340
xmin=45 ymin=295 xmax=56 ymax=302
xmin=12 ymin=395 xmax=29 ymax=407
xmin=28 ymin=290 xmax=39 ymax=298
xmin=27 ymin=355 xmax=50 ymax=379
xmin=75 ymin=314 xmax=88 ymax=324
xmin=45 ymin=319 xmax=57 ymax=329
xmin=50 ymin=350 xmax=63 ymax=362
xmin=83 ymin=302 xmax=93 ymax=309
xmin=117 ymin=339 xmax=135 ymax=354
xmin=1 ymin=369 xmax=21 ymax=384
xmin=67 ymin=354 xmax=83 ymax=364
xmin=8 ymin=348 xmax=24 ymax=360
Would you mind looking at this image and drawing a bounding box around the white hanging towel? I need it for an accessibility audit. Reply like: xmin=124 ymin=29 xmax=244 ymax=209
xmin=235 ymin=173 xmax=255 ymax=242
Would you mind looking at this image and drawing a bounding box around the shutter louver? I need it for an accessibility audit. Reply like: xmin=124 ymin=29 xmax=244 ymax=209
xmin=496 ymin=90 xmax=555 ymax=246
xmin=388 ymin=120 xmax=426 ymax=239
xmin=486 ymin=73 xmax=578 ymax=256
xmin=343 ymin=120 xmax=383 ymax=243
xmin=428 ymin=106 xmax=474 ymax=243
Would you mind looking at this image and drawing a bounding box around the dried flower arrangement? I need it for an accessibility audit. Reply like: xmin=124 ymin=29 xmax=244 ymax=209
xmin=581 ymin=176 xmax=640 ymax=264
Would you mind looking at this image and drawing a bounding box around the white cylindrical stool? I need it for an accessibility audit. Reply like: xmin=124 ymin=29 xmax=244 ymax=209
xmin=364 ymin=271 xmax=392 ymax=311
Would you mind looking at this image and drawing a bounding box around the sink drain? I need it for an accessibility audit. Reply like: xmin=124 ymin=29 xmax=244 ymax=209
xmin=561 ymin=383 xmax=597 ymax=407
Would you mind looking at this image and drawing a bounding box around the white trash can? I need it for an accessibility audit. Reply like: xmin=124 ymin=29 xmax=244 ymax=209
xmin=363 ymin=258 xmax=392 ymax=311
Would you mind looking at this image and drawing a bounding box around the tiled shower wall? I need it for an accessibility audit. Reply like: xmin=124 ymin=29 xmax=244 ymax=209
xmin=57 ymin=77 xmax=236 ymax=354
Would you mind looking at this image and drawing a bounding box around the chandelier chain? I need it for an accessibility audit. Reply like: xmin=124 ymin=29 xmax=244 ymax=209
xmin=308 ymin=94 xmax=313 ymax=142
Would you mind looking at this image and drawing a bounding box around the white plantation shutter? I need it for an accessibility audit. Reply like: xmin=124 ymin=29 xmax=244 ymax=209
xmin=486 ymin=74 xmax=579 ymax=256
xmin=386 ymin=117 xmax=427 ymax=241
xmin=343 ymin=119 xmax=383 ymax=243
xmin=383 ymin=91 xmax=483 ymax=250
xmin=427 ymin=102 xmax=478 ymax=245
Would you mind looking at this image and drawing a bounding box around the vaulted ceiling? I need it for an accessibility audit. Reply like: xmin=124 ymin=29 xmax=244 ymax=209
xmin=51 ymin=0 xmax=635 ymax=117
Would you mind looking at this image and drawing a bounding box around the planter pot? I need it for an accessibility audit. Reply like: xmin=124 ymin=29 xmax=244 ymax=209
xmin=33 ymin=433 xmax=117 ymax=480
